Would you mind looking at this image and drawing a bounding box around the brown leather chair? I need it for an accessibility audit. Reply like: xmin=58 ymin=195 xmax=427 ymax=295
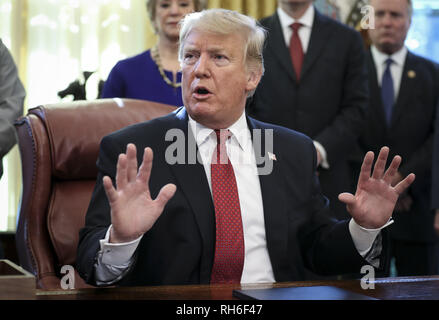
xmin=14 ymin=98 xmax=177 ymax=289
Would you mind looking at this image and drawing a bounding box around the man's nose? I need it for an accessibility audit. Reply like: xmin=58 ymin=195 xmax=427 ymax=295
xmin=381 ymin=12 xmax=393 ymax=27
xmin=194 ymin=54 xmax=211 ymax=78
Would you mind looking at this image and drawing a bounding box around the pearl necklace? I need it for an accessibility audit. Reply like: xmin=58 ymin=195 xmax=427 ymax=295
xmin=151 ymin=45 xmax=182 ymax=89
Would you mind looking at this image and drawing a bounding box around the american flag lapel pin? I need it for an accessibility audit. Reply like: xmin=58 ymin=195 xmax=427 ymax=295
xmin=268 ymin=152 xmax=277 ymax=161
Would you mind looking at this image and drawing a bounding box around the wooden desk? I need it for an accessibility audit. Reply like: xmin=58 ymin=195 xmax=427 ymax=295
xmin=0 ymin=260 xmax=35 ymax=300
xmin=35 ymin=276 xmax=439 ymax=300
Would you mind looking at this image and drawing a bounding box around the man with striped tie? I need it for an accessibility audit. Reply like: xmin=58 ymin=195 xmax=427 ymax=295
xmin=77 ymin=8 xmax=415 ymax=287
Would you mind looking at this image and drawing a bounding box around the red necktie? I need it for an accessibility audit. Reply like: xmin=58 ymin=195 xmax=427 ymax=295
xmin=210 ymin=129 xmax=245 ymax=284
xmin=290 ymin=23 xmax=304 ymax=81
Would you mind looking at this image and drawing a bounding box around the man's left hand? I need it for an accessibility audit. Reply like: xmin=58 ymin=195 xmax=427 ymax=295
xmin=338 ymin=146 xmax=416 ymax=229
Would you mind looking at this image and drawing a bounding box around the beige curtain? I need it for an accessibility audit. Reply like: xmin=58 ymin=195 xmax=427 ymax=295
xmin=208 ymin=0 xmax=276 ymax=19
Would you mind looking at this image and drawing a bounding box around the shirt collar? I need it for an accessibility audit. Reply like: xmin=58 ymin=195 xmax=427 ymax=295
xmin=371 ymin=45 xmax=408 ymax=68
xmin=277 ymin=4 xmax=315 ymax=29
xmin=188 ymin=111 xmax=250 ymax=151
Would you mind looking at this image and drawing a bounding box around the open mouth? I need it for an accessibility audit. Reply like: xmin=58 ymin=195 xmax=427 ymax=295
xmin=196 ymin=88 xmax=210 ymax=95
xmin=193 ymin=86 xmax=212 ymax=98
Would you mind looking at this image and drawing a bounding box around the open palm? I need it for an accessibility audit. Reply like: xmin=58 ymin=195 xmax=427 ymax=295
xmin=103 ymin=144 xmax=176 ymax=243
xmin=339 ymin=147 xmax=415 ymax=229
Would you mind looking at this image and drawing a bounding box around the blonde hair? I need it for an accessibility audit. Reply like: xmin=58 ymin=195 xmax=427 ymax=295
xmin=179 ymin=9 xmax=267 ymax=78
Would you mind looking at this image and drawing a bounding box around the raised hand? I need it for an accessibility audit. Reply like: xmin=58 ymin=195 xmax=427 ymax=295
xmin=338 ymin=146 xmax=415 ymax=229
xmin=103 ymin=144 xmax=177 ymax=243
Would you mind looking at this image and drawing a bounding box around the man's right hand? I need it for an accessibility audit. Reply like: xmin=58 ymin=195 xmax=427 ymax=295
xmin=103 ymin=144 xmax=177 ymax=243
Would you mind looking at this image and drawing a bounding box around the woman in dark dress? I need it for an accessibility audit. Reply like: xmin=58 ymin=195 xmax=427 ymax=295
xmin=102 ymin=0 xmax=206 ymax=106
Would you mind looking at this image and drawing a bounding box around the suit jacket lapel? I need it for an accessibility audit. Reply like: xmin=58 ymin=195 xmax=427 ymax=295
xmin=301 ymin=11 xmax=334 ymax=81
xmin=391 ymin=52 xmax=415 ymax=128
xmin=247 ymin=117 xmax=290 ymax=281
xmin=267 ymin=12 xmax=297 ymax=83
xmin=165 ymin=108 xmax=215 ymax=283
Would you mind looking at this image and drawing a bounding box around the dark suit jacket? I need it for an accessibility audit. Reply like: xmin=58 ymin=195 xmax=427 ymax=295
xmin=356 ymin=50 xmax=439 ymax=243
xmin=247 ymin=9 xmax=369 ymax=220
xmin=431 ymin=100 xmax=439 ymax=210
xmin=77 ymin=108 xmax=378 ymax=286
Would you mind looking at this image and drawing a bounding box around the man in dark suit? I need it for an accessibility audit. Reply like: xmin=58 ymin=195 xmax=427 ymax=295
xmin=246 ymin=0 xmax=369 ymax=220
xmin=77 ymin=9 xmax=414 ymax=287
xmin=355 ymin=0 xmax=439 ymax=276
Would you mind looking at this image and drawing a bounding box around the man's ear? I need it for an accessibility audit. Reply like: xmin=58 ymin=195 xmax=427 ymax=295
xmin=246 ymin=68 xmax=263 ymax=92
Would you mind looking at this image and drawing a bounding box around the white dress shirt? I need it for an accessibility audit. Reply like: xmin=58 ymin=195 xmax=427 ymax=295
xmin=371 ymin=45 xmax=408 ymax=100
xmin=277 ymin=5 xmax=329 ymax=169
xmin=94 ymin=111 xmax=388 ymax=285
xmin=277 ymin=5 xmax=314 ymax=54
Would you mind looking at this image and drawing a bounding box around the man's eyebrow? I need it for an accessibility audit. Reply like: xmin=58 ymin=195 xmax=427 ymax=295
xmin=208 ymin=47 xmax=227 ymax=53
xmin=375 ymin=9 xmax=402 ymax=15
xmin=183 ymin=47 xmax=197 ymax=52
xmin=183 ymin=45 xmax=228 ymax=54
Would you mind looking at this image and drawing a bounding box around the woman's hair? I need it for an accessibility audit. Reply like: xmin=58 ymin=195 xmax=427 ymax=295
xmin=179 ymin=9 xmax=267 ymax=77
xmin=146 ymin=0 xmax=208 ymax=26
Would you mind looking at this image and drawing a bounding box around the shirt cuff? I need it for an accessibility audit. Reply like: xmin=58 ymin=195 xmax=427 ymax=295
xmin=349 ymin=218 xmax=394 ymax=257
xmin=313 ymin=141 xmax=329 ymax=169
xmin=99 ymin=225 xmax=143 ymax=266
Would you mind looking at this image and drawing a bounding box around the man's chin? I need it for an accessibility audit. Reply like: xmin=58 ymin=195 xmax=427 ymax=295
xmin=377 ymin=42 xmax=400 ymax=55
xmin=186 ymin=107 xmax=229 ymax=129
xmin=186 ymin=104 xmax=213 ymax=121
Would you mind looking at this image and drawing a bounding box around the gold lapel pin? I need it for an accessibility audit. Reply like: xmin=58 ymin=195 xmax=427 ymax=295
xmin=408 ymin=70 xmax=416 ymax=79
